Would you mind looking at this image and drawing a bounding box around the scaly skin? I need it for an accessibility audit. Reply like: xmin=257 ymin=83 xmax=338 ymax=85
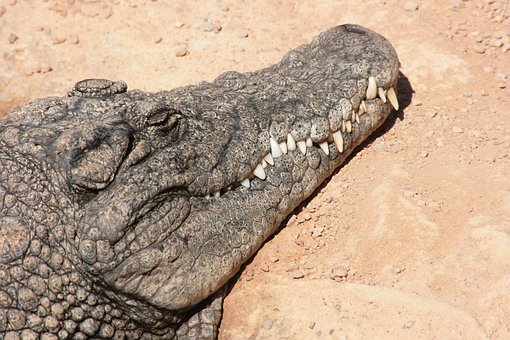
xmin=0 ymin=24 xmax=399 ymax=339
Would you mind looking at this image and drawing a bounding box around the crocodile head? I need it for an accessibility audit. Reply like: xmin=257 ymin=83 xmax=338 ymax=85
xmin=0 ymin=24 xmax=399 ymax=338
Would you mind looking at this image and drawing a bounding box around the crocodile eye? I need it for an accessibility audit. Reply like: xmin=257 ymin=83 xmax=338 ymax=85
xmin=133 ymin=101 xmax=181 ymax=130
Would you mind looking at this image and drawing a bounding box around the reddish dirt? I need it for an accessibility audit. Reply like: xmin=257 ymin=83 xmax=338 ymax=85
xmin=1 ymin=1 xmax=509 ymax=339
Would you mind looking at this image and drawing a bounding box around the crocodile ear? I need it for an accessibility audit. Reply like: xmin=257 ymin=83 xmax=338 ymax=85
xmin=52 ymin=122 xmax=133 ymax=192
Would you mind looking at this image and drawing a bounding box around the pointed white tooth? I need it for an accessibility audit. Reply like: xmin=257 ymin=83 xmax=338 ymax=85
xmin=241 ymin=178 xmax=250 ymax=188
xmin=355 ymin=113 xmax=360 ymax=124
xmin=359 ymin=100 xmax=366 ymax=115
xmin=341 ymin=121 xmax=346 ymax=133
xmin=214 ymin=191 xmax=221 ymax=198
xmin=319 ymin=141 xmax=329 ymax=155
xmin=387 ymin=87 xmax=399 ymax=110
xmin=261 ymin=159 xmax=267 ymax=168
xmin=279 ymin=141 xmax=288 ymax=154
xmin=270 ymin=137 xmax=283 ymax=158
xmin=263 ymin=153 xmax=274 ymax=166
xmin=297 ymin=140 xmax=307 ymax=155
xmin=366 ymin=76 xmax=377 ymax=100
xmin=378 ymin=87 xmax=387 ymax=103
xmin=306 ymin=137 xmax=313 ymax=148
xmin=346 ymin=120 xmax=352 ymax=133
xmin=253 ymin=163 xmax=266 ymax=180
xmin=205 ymin=194 xmax=211 ymax=199
xmin=332 ymin=130 xmax=344 ymax=153
xmin=286 ymin=133 xmax=296 ymax=151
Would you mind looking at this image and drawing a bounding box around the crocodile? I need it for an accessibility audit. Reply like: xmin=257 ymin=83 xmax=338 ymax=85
xmin=0 ymin=24 xmax=399 ymax=339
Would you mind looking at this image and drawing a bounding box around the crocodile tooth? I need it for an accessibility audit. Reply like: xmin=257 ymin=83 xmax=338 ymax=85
xmin=241 ymin=178 xmax=250 ymax=189
xmin=341 ymin=121 xmax=346 ymax=133
xmin=205 ymin=194 xmax=211 ymax=199
xmin=214 ymin=191 xmax=221 ymax=198
xmin=306 ymin=137 xmax=313 ymax=148
xmin=332 ymin=130 xmax=344 ymax=152
xmin=263 ymin=153 xmax=274 ymax=166
xmin=359 ymin=100 xmax=366 ymax=115
xmin=287 ymin=133 xmax=296 ymax=151
xmin=366 ymin=76 xmax=377 ymax=100
xmin=279 ymin=141 xmax=288 ymax=154
xmin=355 ymin=113 xmax=360 ymax=124
xmin=346 ymin=120 xmax=352 ymax=133
xmin=319 ymin=141 xmax=329 ymax=155
xmin=270 ymin=137 xmax=283 ymax=158
xmin=378 ymin=87 xmax=387 ymax=103
xmin=387 ymin=87 xmax=399 ymax=110
xmin=297 ymin=140 xmax=307 ymax=155
xmin=253 ymin=163 xmax=266 ymax=180
xmin=261 ymin=159 xmax=268 ymax=168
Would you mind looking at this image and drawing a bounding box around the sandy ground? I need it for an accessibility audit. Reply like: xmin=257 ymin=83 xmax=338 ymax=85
xmin=1 ymin=0 xmax=509 ymax=339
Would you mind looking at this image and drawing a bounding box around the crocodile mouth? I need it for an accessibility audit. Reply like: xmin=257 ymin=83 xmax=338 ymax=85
xmin=197 ymin=76 xmax=399 ymax=200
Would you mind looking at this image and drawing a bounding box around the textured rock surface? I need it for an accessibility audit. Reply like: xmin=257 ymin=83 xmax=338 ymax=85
xmin=0 ymin=24 xmax=399 ymax=338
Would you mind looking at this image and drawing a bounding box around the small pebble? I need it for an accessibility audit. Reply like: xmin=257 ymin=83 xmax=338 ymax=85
xmin=420 ymin=151 xmax=429 ymax=158
xmin=472 ymin=44 xmax=486 ymax=54
xmin=52 ymin=34 xmax=66 ymax=44
xmin=203 ymin=21 xmax=214 ymax=32
xmin=174 ymin=21 xmax=185 ymax=28
xmin=290 ymin=270 xmax=304 ymax=279
xmin=462 ymin=91 xmax=471 ymax=98
xmin=153 ymin=36 xmax=162 ymax=44
xmin=309 ymin=322 xmax=316 ymax=329
xmin=452 ymin=126 xmax=463 ymax=133
xmin=237 ymin=29 xmax=249 ymax=38
xmin=426 ymin=111 xmax=438 ymax=118
xmin=260 ymin=263 xmax=269 ymax=272
xmin=8 ymin=33 xmax=18 ymax=44
xmin=330 ymin=265 xmax=348 ymax=280
xmin=68 ymin=34 xmax=79 ymax=44
xmin=40 ymin=64 xmax=53 ymax=73
xmin=268 ymin=255 xmax=279 ymax=263
xmin=403 ymin=321 xmax=415 ymax=329
xmin=403 ymin=1 xmax=419 ymax=11
xmin=175 ymin=46 xmax=188 ymax=57
xmin=212 ymin=21 xmax=222 ymax=33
